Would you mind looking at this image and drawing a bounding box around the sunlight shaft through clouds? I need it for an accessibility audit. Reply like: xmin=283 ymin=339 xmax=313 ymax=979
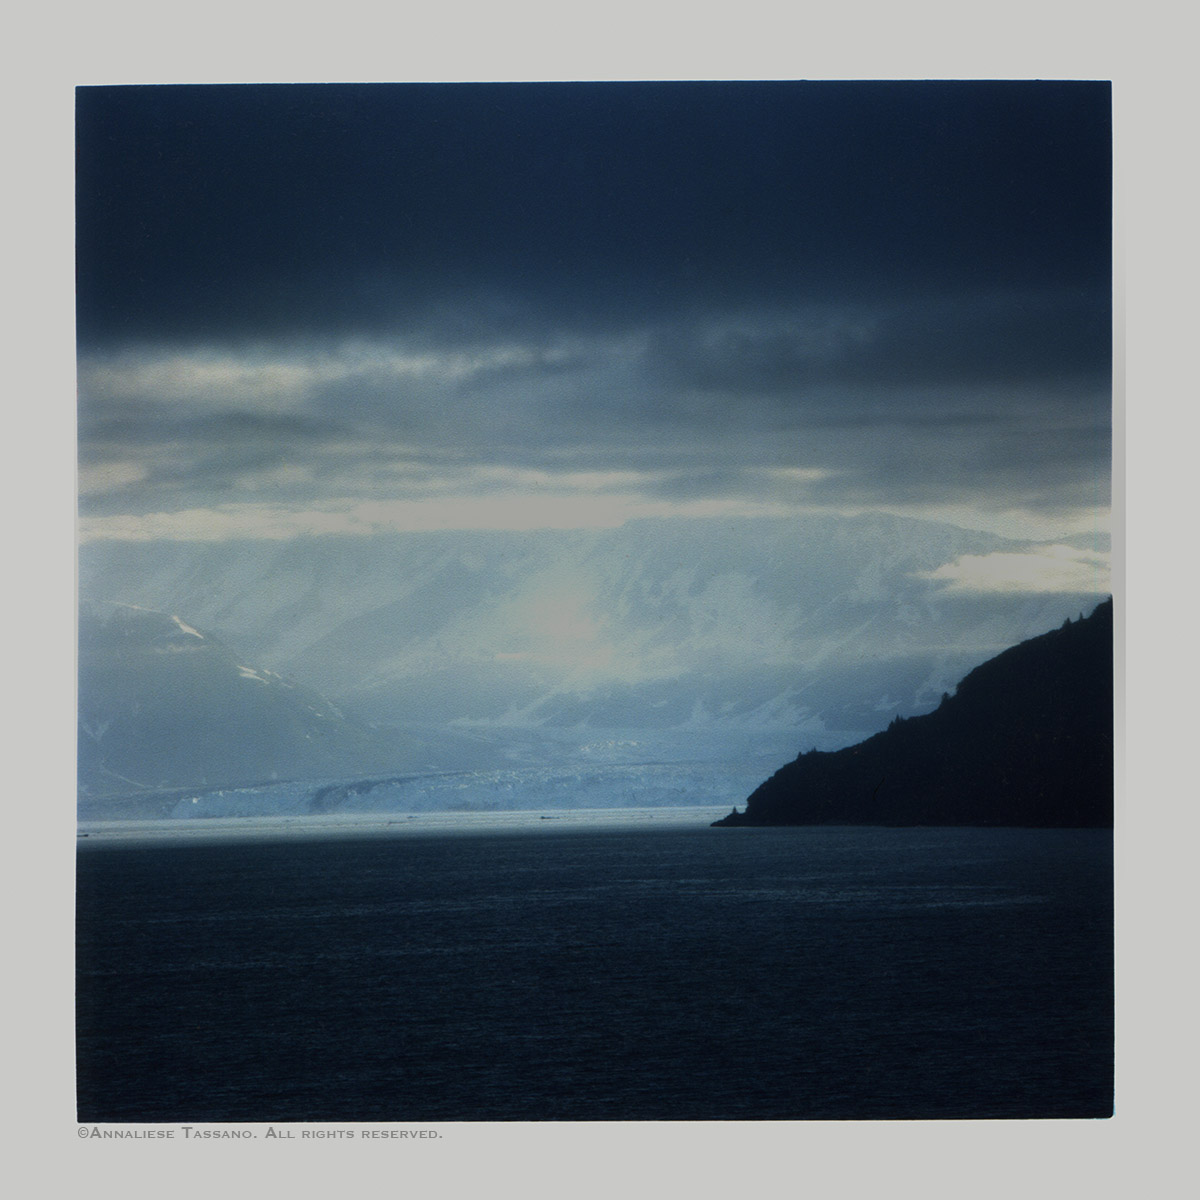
xmin=75 ymin=82 xmax=1113 ymax=762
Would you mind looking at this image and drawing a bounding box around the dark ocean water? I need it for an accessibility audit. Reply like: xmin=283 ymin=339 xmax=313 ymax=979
xmin=76 ymin=820 xmax=1113 ymax=1122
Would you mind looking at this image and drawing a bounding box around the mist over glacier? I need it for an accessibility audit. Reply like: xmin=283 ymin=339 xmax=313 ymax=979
xmin=79 ymin=511 xmax=1108 ymax=798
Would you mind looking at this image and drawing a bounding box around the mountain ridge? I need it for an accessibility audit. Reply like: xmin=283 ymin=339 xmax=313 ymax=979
xmin=78 ymin=513 xmax=1107 ymax=753
xmin=77 ymin=599 xmax=416 ymax=798
xmin=714 ymin=598 xmax=1114 ymax=828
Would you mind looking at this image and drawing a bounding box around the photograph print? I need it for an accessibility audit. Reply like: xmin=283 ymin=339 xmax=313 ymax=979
xmin=75 ymin=80 xmax=1114 ymax=1122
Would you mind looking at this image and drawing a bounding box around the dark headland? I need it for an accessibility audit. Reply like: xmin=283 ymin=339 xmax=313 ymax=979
xmin=714 ymin=598 xmax=1114 ymax=829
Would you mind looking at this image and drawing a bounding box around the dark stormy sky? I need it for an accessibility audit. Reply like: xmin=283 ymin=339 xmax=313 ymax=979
xmin=76 ymin=81 xmax=1112 ymax=586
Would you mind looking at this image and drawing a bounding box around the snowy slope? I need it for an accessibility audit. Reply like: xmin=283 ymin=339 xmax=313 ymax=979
xmin=79 ymin=513 xmax=1105 ymax=757
xmin=77 ymin=600 xmax=418 ymax=797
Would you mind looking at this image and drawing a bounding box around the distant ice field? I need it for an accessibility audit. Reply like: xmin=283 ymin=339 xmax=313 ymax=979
xmin=77 ymin=758 xmax=771 ymax=829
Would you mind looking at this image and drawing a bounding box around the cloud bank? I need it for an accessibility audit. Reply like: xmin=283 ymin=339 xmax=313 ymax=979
xmin=76 ymin=82 xmax=1111 ymax=553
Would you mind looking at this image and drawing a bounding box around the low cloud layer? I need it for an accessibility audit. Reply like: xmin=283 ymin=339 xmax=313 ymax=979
xmin=917 ymin=545 xmax=1112 ymax=594
xmin=77 ymin=292 xmax=1110 ymax=544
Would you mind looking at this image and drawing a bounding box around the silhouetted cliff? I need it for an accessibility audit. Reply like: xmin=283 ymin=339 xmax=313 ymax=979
xmin=714 ymin=598 xmax=1114 ymax=828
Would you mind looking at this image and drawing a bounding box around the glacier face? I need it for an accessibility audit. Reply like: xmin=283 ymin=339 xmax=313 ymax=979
xmin=78 ymin=758 xmax=781 ymax=823
xmin=78 ymin=513 xmax=1106 ymax=780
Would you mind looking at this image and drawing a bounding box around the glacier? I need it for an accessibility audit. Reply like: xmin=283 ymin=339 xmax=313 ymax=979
xmin=77 ymin=757 xmax=776 ymax=824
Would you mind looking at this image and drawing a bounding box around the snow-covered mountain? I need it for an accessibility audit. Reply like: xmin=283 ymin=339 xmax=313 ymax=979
xmin=79 ymin=513 xmax=1107 ymax=768
xmin=77 ymin=600 xmax=418 ymax=797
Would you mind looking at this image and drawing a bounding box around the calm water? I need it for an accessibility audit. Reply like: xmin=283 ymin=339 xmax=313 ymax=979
xmin=76 ymin=819 xmax=1113 ymax=1122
